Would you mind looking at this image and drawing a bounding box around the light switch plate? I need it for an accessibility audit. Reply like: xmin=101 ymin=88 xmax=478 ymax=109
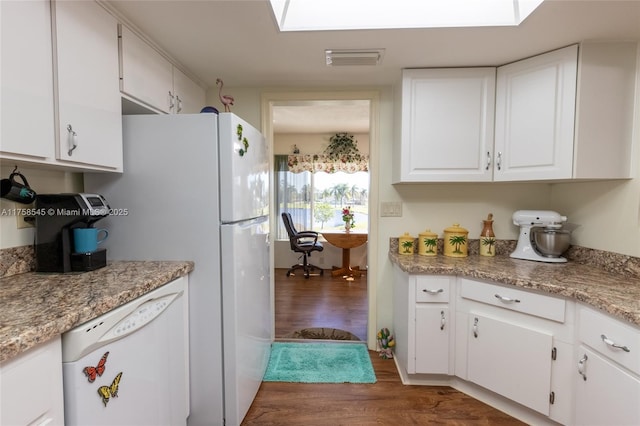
xmin=381 ymin=201 xmax=402 ymax=217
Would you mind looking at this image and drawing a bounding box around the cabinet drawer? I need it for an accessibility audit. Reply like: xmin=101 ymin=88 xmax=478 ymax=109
xmin=415 ymin=276 xmax=451 ymax=303
xmin=460 ymin=278 xmax=565 ymax=322
xmin=578 ymin=305 xmax=640 ymax=375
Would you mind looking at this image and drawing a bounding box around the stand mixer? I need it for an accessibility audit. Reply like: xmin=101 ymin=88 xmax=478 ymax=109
xmin=511 ymin=210 xmax=569 ymax=263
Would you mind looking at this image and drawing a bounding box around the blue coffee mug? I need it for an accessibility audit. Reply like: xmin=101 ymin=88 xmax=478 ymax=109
xmin=73 ymin=228 xmax=109 ymax=253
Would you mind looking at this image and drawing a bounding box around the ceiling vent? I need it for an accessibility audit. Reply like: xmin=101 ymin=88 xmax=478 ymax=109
xmin=325 ymin=49 xmax=384 ymax=66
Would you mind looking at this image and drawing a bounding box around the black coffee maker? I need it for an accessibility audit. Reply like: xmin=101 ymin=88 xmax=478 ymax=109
xmin=35 ymin=193 xmax=110 ymax=272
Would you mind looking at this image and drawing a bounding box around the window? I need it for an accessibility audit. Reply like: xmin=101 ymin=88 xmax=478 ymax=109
xmin=275 ymin=155 xmax=369 ymax=240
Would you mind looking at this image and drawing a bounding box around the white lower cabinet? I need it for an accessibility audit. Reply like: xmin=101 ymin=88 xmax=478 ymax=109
xmin=574 ymin=304 xmax=640 ymax=425
xmin=395 ymin=270 xmax=577 ymax=424
xmin=575 ymin=346 xmax=640 ymax=425
xmin=393 ymin=267 xmax=454 ymax=377
xmin=467 ymin=313 xmax=553 ymax=415
xmin=415 ymin=305 xmax=450 ymax=374
xmin=0 ymin=336 xmax=64 ymax=426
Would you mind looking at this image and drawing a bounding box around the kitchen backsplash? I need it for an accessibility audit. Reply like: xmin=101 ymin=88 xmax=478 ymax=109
xmin=0 ymin=245 xmax=35 ymax=278
xmin=4 ymin=241 xmax=640 ymax=280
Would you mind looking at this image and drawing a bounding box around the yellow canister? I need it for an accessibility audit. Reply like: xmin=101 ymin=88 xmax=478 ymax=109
xmin=418 ymin=229 xmax=438 ymax=256
xmin=398 ymin=232 xmax=415 ymax=255
xmin=443 ymin=224 xmax=468 ymax=257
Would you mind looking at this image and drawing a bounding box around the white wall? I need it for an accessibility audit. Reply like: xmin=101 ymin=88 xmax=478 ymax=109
xmin=274 ymin=133 xmax=370 ymax=156
xmin=0 ymin=165 xmax=83 ymax=249
xmin=207 ymin=72 xmax=640 ymax=335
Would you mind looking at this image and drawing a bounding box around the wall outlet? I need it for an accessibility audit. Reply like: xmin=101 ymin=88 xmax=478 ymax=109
xmin=381 ymin=201 xmax=402 ymax=217
xmin=16 ymin=203 xmax=36 ymax=229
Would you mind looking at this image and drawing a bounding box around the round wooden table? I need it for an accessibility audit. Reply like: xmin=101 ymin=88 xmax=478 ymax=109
xmin=321 ymin=231 xmax=368 ymax=279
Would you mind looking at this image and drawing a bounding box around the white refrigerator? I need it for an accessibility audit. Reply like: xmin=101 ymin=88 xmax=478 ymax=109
xmin=84 ymin=113 xmax=271 ymax=426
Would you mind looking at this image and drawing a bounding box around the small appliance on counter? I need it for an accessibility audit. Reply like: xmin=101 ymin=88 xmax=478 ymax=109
xmin=510 ymin=210 xmax=573 ymax=263
xmin=35 ymin=193 xmax=110 ymax=272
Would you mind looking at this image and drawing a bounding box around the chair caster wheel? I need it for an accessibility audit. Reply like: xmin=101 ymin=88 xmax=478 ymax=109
xmin=286 ymin=271 xmax=291 ymax=277
xmin=319 ymin=270 xmax=324 ymax=276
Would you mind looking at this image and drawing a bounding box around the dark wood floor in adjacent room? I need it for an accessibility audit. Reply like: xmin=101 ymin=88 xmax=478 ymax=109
xmin=241 ymin=268 xmax=525 ymax=425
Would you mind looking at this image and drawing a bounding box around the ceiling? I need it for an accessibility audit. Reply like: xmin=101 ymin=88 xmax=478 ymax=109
xmin=105 ymin=0 xmax=640 ymax=133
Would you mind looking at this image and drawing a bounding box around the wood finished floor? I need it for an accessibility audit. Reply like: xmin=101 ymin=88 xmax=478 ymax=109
xmin=241 ymin=269 xmax=525 ymax=425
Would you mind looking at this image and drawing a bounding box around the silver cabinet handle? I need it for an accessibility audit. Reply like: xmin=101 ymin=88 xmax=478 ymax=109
xmin=67 ymin=124 xmax=77 ymax=156
xmin=168 ymin=91 xmax=175 ymax=111
xmin=497 ymin=152 xmax=502 ymax=171
xmin=578 ymin=354 xmax=588 ymax=381
xmin=485 ymin=151 xmax=491 ymax=170
xmin=176 ymin=95 xmax=183 ymax=113
xmin=473 ymin=317 xmax=479 ymax=338
xmin=440 ymin=310 xmax=445 ymax=330
xmin=422 ymin=288 xmax=444 ymax=294
xmin=495 ymin=293 xmax=520 ymax=303
xmin=601 ymin=334 xmax=631 ymax=352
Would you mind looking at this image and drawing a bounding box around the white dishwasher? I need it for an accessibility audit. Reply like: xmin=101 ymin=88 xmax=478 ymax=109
xmin=62 ymin=276 xmax=189 ymax=426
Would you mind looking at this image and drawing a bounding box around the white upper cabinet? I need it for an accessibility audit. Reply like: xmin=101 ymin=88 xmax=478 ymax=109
xmin=394 ymin=68 xmax=496 ymax=183
xmin=119 ymin=25 xmax=173 ymax=113
xmin=1 ymin=0 xmax=55 ymax=160
xmin=494 ymin=42 xmax=638 ymax=181
xmin=120 ymin=25 xmax=205 ymax=114
xmin=173 ymin=66 xmax=206 ymax=114
xmin=53 ymin=0 xmax=123 ymax=171
xmin=395 ymin=42 xmax=638 ymax=183
xmin=494 ymin=45 xmax=577 ymax=181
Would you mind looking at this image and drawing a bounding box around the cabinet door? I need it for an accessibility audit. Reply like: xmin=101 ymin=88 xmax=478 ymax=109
xmin=397 ymin=68 xmax=496 ymax=182
xmin=415 ymin=305 xmax=450 ymax=374
xmin=1 ymin=0 xmax=55 ymax=159
xmin=467 ymin=314 xmax=553 ymax=415
xmin=120 ymin=25 xmax=174 ymax=113
xmin=173 ymin=67 xmax=205 ymax=114
xmin=0 ymin=337 xmax=64 ymax=426
xmin=575 ymin=346 xmax=640 ymax=425
xmin=494 ymin=45 xmax=577 ymax=181
xmin=53 ymin=0 xmax=122 ymax=170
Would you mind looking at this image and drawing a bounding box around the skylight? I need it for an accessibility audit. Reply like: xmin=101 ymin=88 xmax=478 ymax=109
xmin=269 ymin=0 xmax=544 ymax=31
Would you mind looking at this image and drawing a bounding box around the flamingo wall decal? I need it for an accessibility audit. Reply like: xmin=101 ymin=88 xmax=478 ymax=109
xmin=216 ymin=78 xmax=234 ymax=112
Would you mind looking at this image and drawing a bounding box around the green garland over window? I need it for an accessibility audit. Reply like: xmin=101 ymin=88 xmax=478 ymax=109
xmin=323 ymin=133 xmax=363 ymax=162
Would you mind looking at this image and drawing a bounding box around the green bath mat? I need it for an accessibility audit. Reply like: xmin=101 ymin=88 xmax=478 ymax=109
xmin=263 ymin=342 xmax=376 ymax=384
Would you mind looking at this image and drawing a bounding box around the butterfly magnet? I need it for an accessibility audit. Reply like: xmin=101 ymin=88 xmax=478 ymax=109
xmin=98 ymin=372 xmax=123 ymax=407
xmin=83 ymin=351 xmax=109 ymax=383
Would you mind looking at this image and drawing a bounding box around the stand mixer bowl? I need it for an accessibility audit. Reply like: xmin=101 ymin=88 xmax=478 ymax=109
xmin=532 ymin=229 xmax=571 ymax=257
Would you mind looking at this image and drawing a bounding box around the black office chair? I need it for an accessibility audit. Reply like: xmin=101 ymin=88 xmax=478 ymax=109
xmin=281 ymin=212 xmax=324 ymax=279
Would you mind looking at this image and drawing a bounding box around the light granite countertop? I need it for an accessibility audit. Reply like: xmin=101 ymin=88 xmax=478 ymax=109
xmin=0 ymin=260 xmax=194 ymax=363
xmin=389 ymin=250 xmax=640 ymax=329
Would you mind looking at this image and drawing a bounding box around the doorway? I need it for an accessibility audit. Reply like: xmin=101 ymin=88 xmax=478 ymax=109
xmin=261 ymin=91 xmax=380 ymax=348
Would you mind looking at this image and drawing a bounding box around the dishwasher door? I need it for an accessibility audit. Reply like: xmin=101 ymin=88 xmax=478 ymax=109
xmin=62 ymin=276 xmax=189 ymax=426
